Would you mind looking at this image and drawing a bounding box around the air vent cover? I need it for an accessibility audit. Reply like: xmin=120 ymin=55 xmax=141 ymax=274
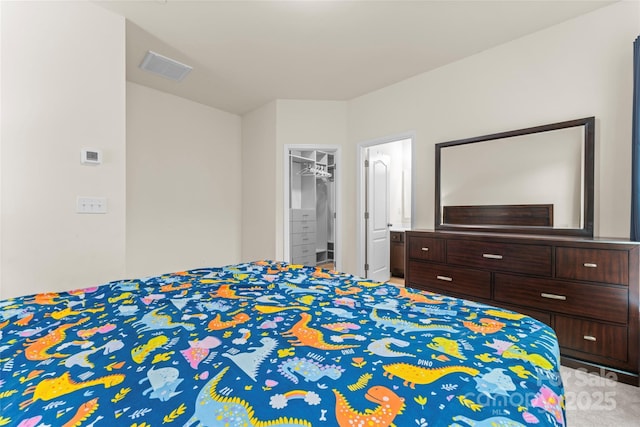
xmin=139 ymin=50 xmax=192 ymax=82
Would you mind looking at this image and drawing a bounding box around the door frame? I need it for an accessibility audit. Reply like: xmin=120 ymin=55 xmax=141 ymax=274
xmin=284 ymin=144 xmax=342 ymax=271
xmin=357 ymin=133 xmax=415 ymax=278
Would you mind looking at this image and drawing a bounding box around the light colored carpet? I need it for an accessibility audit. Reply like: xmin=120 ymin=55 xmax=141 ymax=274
xmin=561 ymin=366 xmax=640 ymax=426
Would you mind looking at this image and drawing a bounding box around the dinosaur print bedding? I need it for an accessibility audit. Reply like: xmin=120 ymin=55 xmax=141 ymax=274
xmin=0 ymin=261 xmax=566 ymax=427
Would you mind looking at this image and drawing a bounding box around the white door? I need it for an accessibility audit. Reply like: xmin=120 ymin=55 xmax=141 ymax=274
xmin=366 ymin=150 xmax=391 ymax=282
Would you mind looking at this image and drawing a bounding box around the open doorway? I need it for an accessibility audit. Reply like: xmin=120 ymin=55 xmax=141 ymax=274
xmin=358 ymin=136 xmax=413 ymax=282
xmin=284 ymin=145 xmax=341 ymax=271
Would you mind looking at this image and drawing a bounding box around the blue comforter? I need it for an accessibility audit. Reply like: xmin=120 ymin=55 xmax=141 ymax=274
xmin=0 ymin=261 xmax=565 ymax=427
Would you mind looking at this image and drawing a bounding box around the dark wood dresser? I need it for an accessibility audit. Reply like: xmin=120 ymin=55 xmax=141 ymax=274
xmin=390 ymin=231 xmax=405 ymax=277
xmin=405 ymin=230 xmax=640 ymax=386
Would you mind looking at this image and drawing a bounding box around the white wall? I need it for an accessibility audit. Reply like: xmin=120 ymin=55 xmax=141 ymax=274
xmin=241 ymin=101 xmax=278 ymax=262
xmin=1 ymin=1 xmax=637 ymax=298
xmin=274 ymin=100 xmax=348 ymax=266
xmin=343 ymin=0 xmax=639 ymax=274
xmin=0 ymin=1 xmax=126 ymax=298
xmin=241 ymin=100 xmax=347 ymax=265
xmin=126 ymin=83 xmax=242 ymax=277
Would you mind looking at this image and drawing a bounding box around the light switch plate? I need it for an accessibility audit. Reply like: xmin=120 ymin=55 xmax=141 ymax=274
xmin=77 ymin=197 xmax=107 ymax=214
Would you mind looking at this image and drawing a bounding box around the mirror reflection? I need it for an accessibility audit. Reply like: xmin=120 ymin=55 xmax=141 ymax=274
xmin=435 ymin=117 xmax=594 ymax=237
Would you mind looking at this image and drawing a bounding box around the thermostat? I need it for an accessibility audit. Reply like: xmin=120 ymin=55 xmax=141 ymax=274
xmin=81 ymin=148 xmax=102 ymax=165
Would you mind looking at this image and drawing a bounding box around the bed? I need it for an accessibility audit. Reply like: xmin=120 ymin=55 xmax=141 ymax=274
xmin=0 ymin=261 xmax=565 ymax=427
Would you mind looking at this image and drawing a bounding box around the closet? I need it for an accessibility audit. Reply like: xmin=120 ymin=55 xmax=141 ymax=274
xmin=289 ymin=150 xmax=335 ymax=266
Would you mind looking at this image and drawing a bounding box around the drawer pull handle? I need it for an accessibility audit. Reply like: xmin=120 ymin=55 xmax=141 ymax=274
xmin=583 ymin=335 xmax=597 ymax=342
xmin=421 ymin=247 xmax=429 ymax=252
xmin=483 ymin=253 xmax=503 ymax=260
xmin=436 ymin=275 xmax=453 ymax=282
xmin=583 ymin=263 xmax=598 ymax=268
xmin=540 ymin=293 xmax=567 ymax=301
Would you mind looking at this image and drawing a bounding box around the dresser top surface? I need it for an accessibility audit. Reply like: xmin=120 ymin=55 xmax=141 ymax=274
xmin=408 ymin=229 xmax=640 ymax=248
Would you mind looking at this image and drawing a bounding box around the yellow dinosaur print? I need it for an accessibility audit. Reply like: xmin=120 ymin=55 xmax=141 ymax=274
xmin=475 ymin=353 xmax=499 ymax=363
xmin=108 ymin=291 xmax=132 ymax=303
xmin=509 ymin=365 xmax=537 ymax=379
xmin=426 ymin=337 xmax=466 ymax=360
xmin=131 ymin=335 xmax=168 ymax=364
xmin=502 ymin=345 xmax=553 ymax=370
xmin=20 ymin=372 xmax=123 ymax=409
xmin=334 ymin=385 xmax=405 ymax=427
xmin=297 ymin=295 xmax=316 ymax=306
xmin=383 ymin=363 xmax=479 ymax=389
xmin=253 ymin=304 xmax=309 ymax=314
xmin=282 ymin=313 xmax=359 ymax=350
xmin=484 ymin=309 xmax=526 ymax=320
xmin=50 ymin=306 xmax=104 ymax=320
xmin=356 ymin=281 xmax=382 ymax=288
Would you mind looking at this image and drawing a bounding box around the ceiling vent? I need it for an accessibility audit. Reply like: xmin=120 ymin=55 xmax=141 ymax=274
xmin=139 ymin=50 xmax=192 ymax=82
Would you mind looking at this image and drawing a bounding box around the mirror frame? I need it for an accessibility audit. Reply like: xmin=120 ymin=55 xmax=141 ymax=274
xmin=435 ymin=117 xmax=594 ymax=237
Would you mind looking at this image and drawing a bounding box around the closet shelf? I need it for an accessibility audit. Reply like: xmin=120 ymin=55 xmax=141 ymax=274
xmin=290 ymin=154 xmax=315 ymax=163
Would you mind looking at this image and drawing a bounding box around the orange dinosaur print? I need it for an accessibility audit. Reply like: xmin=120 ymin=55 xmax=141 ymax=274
xmin=312 ymin=268 xmax=332 ymax=279
xmin=463 ymin=318 xmax=506 ymax=334
xmin=282 ymin=313 xmax=359 ymax=351
xmin=160 ymin=282 xmax=192 ymax=292
xmin=61 ymin=397 xmax=99 ymax=427
xmin=28 ymin=292 xmax=65 ymax=305
xmin=210 ymin=284 xmax=244 ymax=299
xmin=335 ymin=286 xmax=363 ymax=296
xmin=14 ymin=313 xmax=34 ymax=326
xmin=207 ymin=312 xmax=250 ymax=331
xmin=333 ymin=386 xmax=405 ymax=427
xmin=24 ymin=317 xmax=89 ymax=361
xmin=398 ymin=287 xmax=444 ymax=304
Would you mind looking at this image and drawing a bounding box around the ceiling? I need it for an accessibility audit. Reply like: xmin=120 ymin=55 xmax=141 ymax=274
xmin=96 ymin=0 xmax=614 ymax=115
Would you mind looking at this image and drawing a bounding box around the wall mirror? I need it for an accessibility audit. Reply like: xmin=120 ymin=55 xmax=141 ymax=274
xmin=435 ymin=117 xmax=594 ymax=237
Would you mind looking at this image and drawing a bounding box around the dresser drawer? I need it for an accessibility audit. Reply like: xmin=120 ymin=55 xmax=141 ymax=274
xmin=407 ymin=261 xmax=491 ymax=299
xmin=291 ymin=243 xmax=315 ymax=258
xmin=290 ymin=209 xmax=315 ymax=221
xmin=291 ymin=220 xmax=316 ymax=234
xmin=407 ymin=235 xmax=445 ymax=262
xmin=494 ymin=273 xmax=628 ymax=324
xmin=555 ymin=315 xmax=628 ymax=362
xmin=448 ymin=240 xmax=552 ymax=276
xmin=291 ymin=232 xmax=315 ymax=246
xmin=556 ymin=247 xmax=628 ymax=285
